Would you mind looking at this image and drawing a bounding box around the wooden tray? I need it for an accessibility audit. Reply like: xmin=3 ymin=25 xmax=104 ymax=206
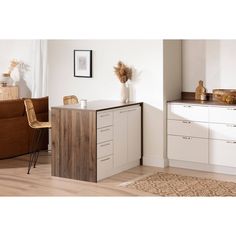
xmin=213 ymin=89 xmax=236 ymax=104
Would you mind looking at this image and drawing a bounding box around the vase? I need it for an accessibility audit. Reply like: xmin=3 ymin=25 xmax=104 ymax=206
xmin=10 ymin=67 xmax=20 ymax=86
xmin=120 ymin=83 xmax=129 ymax=103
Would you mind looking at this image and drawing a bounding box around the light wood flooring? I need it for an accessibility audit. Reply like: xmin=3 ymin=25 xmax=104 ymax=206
xmin=1 ymin=151 xmax=236 ymax=196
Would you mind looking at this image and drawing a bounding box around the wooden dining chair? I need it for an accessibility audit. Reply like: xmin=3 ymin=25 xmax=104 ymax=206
xmin=63 ymin=95 xmax=79 ymax=105
xmin=24 ymin=99 xmax=51 ymax=174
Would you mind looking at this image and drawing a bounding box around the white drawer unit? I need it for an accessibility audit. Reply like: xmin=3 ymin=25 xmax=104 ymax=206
xmin=97 ymin=126 xmax=113 ymax=143
xmin=96 ymin=104 xmax=142 ymax=181
xmin=168 ymin=104 xmax=208 ymax=122
xmin=97 ymin=111 xmax=113 ymax=128
xmin=168 ymin=101 xmax=236 ymax=175
xmin=168 ymin=135 xmax=208 ymax=163
xmin=97 ymin=141 xmax=113 ymax=158
xmin=209 ymin=123 xmax=236 ymax=141
xmin=97 ymin=155 xmax=113 ymax=180
xmin=209 ymin=106 xmax=236 ymax=124
xmin=168 ymin=120 xmax=208 ymax=138
xmin=209 ymin=139 xmax=236 ymax=167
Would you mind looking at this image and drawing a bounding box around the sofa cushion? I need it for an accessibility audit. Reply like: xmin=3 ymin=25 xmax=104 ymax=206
xmin=0 ymin=99 xmax=25 ymax=119
xmin=29 ymin=96 xmax=49 ymax=114
xmin=0 ymin=116 xmax=29 ymax=158
xmin=0 ymin=96 xmax=49 ymax=159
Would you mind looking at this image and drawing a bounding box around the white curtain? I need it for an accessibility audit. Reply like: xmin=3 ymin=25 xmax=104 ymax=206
xmin=31 ymin=40 xmax=48 ymax=97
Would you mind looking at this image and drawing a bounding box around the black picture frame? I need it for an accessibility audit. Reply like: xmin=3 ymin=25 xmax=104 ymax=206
xmin=74 ymin=50 xmax=92 ymax=78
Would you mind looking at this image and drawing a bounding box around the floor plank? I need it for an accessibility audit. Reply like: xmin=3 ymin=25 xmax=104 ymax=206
xmin=1 ymin=151 xmax=236 ymax=196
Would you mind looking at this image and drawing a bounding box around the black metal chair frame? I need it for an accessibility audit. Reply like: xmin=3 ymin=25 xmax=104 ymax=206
xmin=27 ymin=128 xmax=47 ymax=174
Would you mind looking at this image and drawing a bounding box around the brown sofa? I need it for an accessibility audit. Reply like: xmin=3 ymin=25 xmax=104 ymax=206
xmin=0 ymin=97 xmax=49 ymax=159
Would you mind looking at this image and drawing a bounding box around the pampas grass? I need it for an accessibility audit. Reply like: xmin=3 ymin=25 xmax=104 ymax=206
xmin=114 ymin=61 xmax=132 ymax=83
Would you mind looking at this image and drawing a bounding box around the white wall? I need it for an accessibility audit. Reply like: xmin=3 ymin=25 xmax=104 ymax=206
xmin=163 ymin=40 xmax=182 ymax=166
xmin=182 ymin=40 xmax=236 ymax=92
xmin=48 ymin=40 xmax=165 ymax=166
xmin=0 ymin=40 xmax=34 ymax=97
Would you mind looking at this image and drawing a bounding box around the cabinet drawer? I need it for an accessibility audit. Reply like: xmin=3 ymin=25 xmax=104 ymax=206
xmin=168 ymin=104 xmax=208 ymax=122
xmin=168 ymin=135 xmax=208 ymax=163
xmin=168 ymin=120 xmax=208 ymax=138
xmin=97 ymin=126 xmax=113 ymax=143
xmin=209 ymin=106 xmax=236 ymax=124
xmin=209 ymin=123 xmax=236 ymax=141
xmin=97 ymin=155 xmax=113 ymax=180
xmin=97 ymin=111 xmax=113 ymax=128
xmin=209 ymin=139 xmax=236 ymax=167
xmin=97 ymin=141 xmax=113 ymax=158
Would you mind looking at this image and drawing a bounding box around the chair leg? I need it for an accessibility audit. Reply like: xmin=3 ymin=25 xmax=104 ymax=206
xmin=33 ymin=129 xmax=44 ymax=168
xmin=27 ymin=129 xmax=40 ymax=174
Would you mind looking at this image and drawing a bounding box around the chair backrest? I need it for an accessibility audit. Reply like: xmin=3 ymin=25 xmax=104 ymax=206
xmin=24 ymin=99 xmax=37 ymax=128
xmin=63 ymin=95 xmax=79 ymax=105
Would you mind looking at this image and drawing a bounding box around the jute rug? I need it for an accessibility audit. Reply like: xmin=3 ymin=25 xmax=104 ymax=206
xmin=124 ymin=172 xmax=236 ymax=196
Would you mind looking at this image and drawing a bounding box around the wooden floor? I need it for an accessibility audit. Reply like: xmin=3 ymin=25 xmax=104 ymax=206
xmin=1 ymin=151 xmax=236 ymax=196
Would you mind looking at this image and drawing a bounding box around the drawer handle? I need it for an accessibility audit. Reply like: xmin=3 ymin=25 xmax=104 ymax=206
xmin=128 ymin=109 xmax=138 ymax=112
xmin=182 ymin=121 xmax=191 ymax=124
xmin=226 ymin=141 xmax=236 ymax=144
xmin=100 ymin=157 xmax=111 ymax=162
xmin=226 ymin=124 xmax=236 ymax=128
xmin=100 ymin=114 xmax=110 ymax=117
xmin=100 ymin=128 xmax=110 ymax=132
xmin=227 ymin=108 xmax=236 ymax=111
xmin=100 ymin=143 xmax=110 ymax=147
xmin=183 ymin=105 xmax=192 ymax=108
xmin=120 ymin=111 xmax=128 ymax=114
xmin=182 ymin=136 xmax=191 ymax=140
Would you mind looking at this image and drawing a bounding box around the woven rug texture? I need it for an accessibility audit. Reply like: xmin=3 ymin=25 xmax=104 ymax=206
xmin=125 ymin=172 xmax=236 ymax=196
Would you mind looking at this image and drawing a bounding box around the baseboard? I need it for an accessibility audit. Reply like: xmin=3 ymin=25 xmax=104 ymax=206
xmin=169 ymin=159 xmax=236 ymax=176
xmin=143 ymin=155 xmax=169 ymax=168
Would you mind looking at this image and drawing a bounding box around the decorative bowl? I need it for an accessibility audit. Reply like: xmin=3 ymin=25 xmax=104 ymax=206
xmin=213 ymin=89 xmax=236 ymax=104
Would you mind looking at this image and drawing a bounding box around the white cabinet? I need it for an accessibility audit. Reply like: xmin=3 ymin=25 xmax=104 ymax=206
xmin=209 ymin=123 xmax=236 ymax=141
xmin=113 ymin=106 xmax=141 ymax=168
xmin=209 ymin=107 xmax=236 ymax=124
xmin=127 ymin=107 xmax=141 ymax=162
xmin=97 ymin=155 xmax=113 ymax=180
xmin=97 ymin=126 xmax=113 ymax=143
xmin=168 ymin=135 xmax=208 ymax=163
xmin=97 ymin=104 xmax=141 ymax=180
xmin=168 ymin=102 xmax=236 ymax=173
xmin=97 ymin=111 xmax=114 ymax=180
xmin=97 ymin=111 xmax=113 ymax=128
xmin=97 ymin=141 xmax=113 ymax=159
xmin=168 ymin=120 xmax=208 ymax=138
xmin=209 ymin=140 xmax=236 ymax=167
xmin=208 ymin=106 xmax=236 ymax=167
xmin=113 ymin=108 xmax=128 ymax=168
xmin=168 ymin=104 xmax=208 ymax=122
xmin=167 ymin=103 xmax=208 ymax=164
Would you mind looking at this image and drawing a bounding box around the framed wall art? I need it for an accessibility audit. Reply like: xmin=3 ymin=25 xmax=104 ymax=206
xmin=74 ymin=50 xmax=92 ymax=78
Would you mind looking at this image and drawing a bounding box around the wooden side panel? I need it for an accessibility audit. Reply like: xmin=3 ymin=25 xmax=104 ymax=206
xmin=51 ymin=108 xmax=97 ymax=182
xmin=51 ymin=108 xmax=60 ymax=176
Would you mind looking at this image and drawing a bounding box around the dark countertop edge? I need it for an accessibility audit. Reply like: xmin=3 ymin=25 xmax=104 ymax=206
xmin=51 ymin=101 xmax=143 ymax=112
xmin=167 ymin=99 xmax=236 ymax=107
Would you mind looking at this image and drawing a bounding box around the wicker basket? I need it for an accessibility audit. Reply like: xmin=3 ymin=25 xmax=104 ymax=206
xmin=213 ymin=89 xmax=236 ymax=104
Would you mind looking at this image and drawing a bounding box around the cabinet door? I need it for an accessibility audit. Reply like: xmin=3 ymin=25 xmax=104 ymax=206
xmin=209 ymin=106 xmax=236 ymax=124
xmin=113 ymin=108 xmax=128 ymax=168
xmin=168 ymin=120 xmax=208 ymax=138
xmin=209 ymin=139 xmax=236 ymax=167
xmin=168 ymin=104 xmax=208 ymax=122
xmin=127 ymin=106 xmax=141 ymax=162
xmin=168 ymin=135 xmax=208 ymax=163
xmin=209 ymin=123 xmax=236 ymax=141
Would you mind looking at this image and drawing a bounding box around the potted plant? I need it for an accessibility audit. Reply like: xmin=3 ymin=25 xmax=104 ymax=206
xmin=114 ymin=61 xmax=132 ymax=103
